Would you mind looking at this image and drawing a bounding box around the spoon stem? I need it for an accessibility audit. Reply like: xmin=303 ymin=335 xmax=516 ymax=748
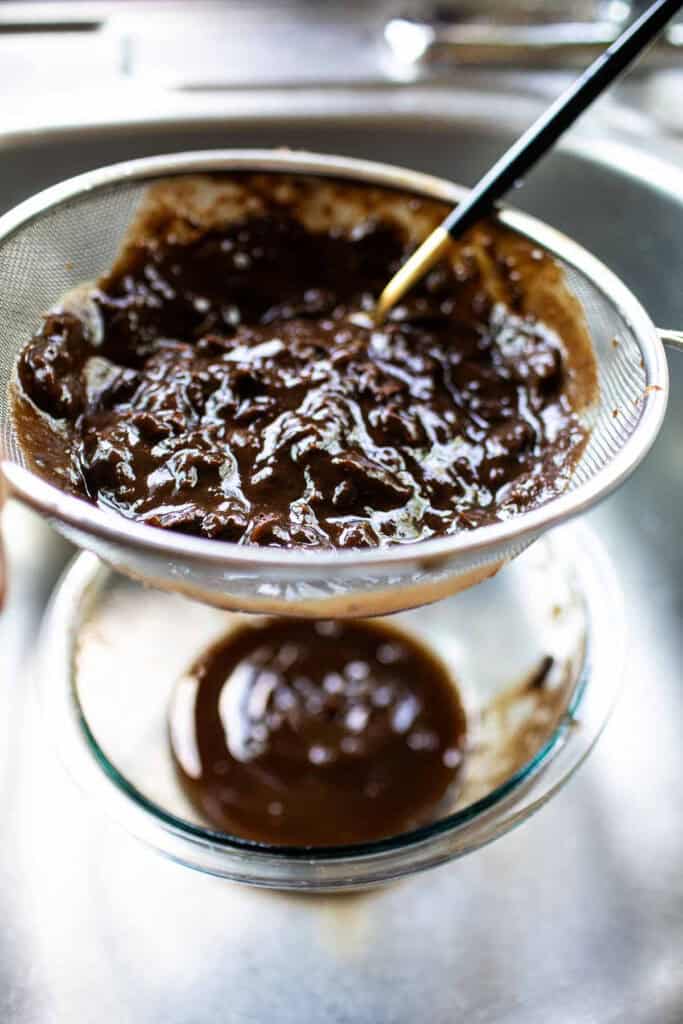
xmin=375 ymin=0 xmax=683 ymax=323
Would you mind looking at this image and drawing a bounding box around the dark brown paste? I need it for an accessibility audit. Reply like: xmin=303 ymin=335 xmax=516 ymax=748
xmin=13 ymin=179 xmax=589 ymax=550
xmin=168 ymin=618 xmax=467 ymax=846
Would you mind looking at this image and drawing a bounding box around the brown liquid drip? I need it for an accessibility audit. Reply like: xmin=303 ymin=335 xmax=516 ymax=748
xmin=12 ymin=176 xmax=590 ymax=551
xmin=169 ymin=618 xmax=467 ymax=846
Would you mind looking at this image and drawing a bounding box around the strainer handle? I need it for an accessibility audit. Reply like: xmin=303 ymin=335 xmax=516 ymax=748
xmin=659 ymin=329 xmax=683 ymax=353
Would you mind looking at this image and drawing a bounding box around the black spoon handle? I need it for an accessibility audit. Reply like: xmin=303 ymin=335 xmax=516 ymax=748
xmin=442 ymin=0 xmax=683 ymax=239
xmin=375 ymin=0 xmax=683 ymax=322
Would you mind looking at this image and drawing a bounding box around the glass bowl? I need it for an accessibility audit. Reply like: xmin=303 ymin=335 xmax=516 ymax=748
xmin=37 ymin=522 xmax=622 ymax=891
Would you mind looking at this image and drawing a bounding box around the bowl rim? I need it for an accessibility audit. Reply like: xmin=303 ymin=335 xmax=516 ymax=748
xmin=1 ymin=148 xmax=670 ymax=576
xmin=37 ymin=522 xmax=624 ymax=887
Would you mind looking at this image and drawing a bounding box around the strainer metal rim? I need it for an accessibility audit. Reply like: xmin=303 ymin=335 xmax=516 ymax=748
xmin=0 ymin=149 xmax=669 ymax=573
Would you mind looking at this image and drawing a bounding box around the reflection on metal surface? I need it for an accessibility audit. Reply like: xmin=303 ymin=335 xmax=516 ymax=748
xmin=386 ymin=1 xmax=683 ymax=69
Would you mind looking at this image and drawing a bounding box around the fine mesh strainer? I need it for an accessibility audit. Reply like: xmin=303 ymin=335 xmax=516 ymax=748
xmin=0 ymin=150 xmax=677 ymax=618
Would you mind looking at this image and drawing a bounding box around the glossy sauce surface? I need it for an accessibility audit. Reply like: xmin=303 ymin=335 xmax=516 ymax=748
xmin=14 ymin=183 xmax=589 ymax=550
xmin=169 ymin=619 xmax=467 ymax=846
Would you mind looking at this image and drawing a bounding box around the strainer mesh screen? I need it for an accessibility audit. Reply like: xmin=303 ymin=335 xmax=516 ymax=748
xmin=0 ymin=182 xmax=147 ymax=463
xmin=0 ymin=178 xmax=648 ymax=502
xmin=560 ymin=262 xmax=646 ymax=491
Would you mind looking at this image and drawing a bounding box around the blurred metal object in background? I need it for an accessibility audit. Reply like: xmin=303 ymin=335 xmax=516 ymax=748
xmin=0 ymin=1 xmax=681 ymax=95
xmin=386 ymin=0 xmax=683 ymax=68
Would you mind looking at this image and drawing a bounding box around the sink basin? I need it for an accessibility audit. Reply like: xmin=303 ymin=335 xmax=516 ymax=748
xmin=1 ymin=90 xmax=681 ymax=1023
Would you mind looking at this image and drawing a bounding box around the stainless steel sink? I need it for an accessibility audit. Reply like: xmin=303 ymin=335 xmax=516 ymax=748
xmin=1 ymin=90 xmax=681 ymax=1023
